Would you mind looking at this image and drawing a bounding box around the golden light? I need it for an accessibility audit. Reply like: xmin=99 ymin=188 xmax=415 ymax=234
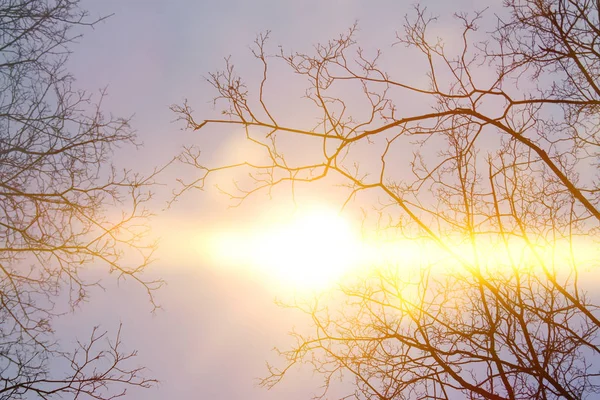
xmin=190 ymin=205 xmax=599 ymax=292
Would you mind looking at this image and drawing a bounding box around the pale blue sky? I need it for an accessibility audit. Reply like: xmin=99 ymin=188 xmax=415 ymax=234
xmin=58 ymin=1 xmax=506 ymax=399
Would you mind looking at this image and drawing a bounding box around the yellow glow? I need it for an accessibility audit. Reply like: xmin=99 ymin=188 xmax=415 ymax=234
xmin=192 ymin=206 xmax=599 ymax=292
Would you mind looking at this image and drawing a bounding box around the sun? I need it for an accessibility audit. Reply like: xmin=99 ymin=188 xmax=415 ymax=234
xmin=258 ymin=209 xmax=362 ymax=288
xmin=204 ymin=206 xmax=364 ymax=291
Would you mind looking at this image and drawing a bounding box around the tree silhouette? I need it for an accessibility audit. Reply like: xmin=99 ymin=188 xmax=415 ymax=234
xmin=0 ymin=1 xmax=160 ymax=398
xmin=173 ymin=0 xmax=600 ymax=398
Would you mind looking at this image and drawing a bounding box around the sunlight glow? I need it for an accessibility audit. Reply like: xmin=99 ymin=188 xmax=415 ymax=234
xmin=195 ymin=207 xmax=599 ymax=292
xmin=204 ymin=207 xmax=364 ymax=290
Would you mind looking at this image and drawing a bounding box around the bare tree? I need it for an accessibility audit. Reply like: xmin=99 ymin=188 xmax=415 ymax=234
xmin=0 ymin=0 xmax=160 ymax=398
xmin=173 ymin=0 xmax=600 ymax=398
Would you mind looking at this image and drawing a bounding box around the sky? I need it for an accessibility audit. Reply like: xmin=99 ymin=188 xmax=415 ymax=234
xmin=51 ymin=1 xmax=597 ymax=399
